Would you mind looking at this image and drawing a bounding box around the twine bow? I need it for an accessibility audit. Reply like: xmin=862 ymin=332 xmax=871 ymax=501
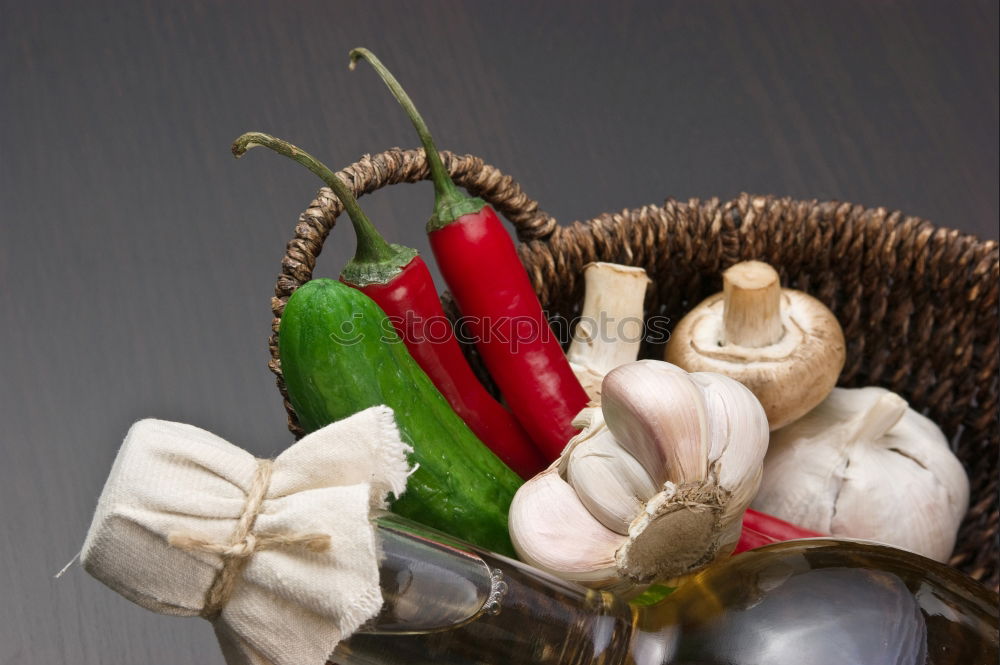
xmin=167 ymin=459 xmax=331 ymax=620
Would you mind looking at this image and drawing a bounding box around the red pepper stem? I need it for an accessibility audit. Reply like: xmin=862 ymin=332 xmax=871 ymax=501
xmin=232 ymin=132 xmax=415 ymax=285
xmin=348 ymin=48 xmax=486 ymax=230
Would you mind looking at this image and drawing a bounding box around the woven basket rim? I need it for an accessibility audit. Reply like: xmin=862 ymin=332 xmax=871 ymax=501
xmin=268 ymin=147 xmax=1000 ymax=592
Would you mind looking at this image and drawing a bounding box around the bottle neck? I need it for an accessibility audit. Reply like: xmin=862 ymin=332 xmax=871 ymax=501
xmin=334 ymin=512 xmax=639 ymax=665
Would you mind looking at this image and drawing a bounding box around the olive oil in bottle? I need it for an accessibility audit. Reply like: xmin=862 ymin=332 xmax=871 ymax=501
xmin=332 ymin=515 xmax=998 ymax=665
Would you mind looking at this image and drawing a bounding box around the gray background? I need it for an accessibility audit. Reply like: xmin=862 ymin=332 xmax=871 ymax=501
xmin=2 ymin=1 xmax=997 ymax=663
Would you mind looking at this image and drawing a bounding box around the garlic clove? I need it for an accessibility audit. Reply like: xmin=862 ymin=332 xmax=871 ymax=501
xmin=557 ymin=405 xmax=607 ymax=477
xmin=689 ymin=371 xmax=769 ymax=514
xmin=567 ymin=426 xmax=658 ymax=535
xmin=508 ymin=468 xmax=626 ymax=583
xmin=601 ymin=360 xmax=709 ymax=485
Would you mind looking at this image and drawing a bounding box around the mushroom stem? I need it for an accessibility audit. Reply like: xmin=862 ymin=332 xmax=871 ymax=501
xmin=721 ymin=261 xmax=785 ymax=347
xmin=568 ymin=263 xmax=651 ymax=401
xmin=847 ymin=391 xmax=909 ymax=443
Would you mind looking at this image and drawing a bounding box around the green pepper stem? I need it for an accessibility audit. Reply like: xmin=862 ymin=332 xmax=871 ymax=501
xmin=349 ymin=48 xmax=485 ymax=229
xmin=232 ymin=132 xmax=395 ymax=266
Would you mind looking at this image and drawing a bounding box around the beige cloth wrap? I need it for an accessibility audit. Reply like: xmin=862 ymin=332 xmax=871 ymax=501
xmin=81 ymin=405 xmax=413 ymax=665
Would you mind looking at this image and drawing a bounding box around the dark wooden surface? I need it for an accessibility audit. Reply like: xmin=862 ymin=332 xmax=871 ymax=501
xmin=1 ymin=1 xmax=996 ymax=663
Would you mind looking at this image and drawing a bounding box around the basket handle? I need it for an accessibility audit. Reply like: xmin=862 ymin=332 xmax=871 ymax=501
xmin=268 ymin=148 xmax=556 ymax=435
xmin=273 ymin=148 xmax=556 ymax=303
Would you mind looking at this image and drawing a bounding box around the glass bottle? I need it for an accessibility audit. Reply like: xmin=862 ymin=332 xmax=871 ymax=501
xmin=331 ymin=513 xmax=998 ymax=665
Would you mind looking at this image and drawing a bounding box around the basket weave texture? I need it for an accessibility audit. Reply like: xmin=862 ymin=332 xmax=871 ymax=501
xmin=269 ymin=148 xmax=999 ymax=591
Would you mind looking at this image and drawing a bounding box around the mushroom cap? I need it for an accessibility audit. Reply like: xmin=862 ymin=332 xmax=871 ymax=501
xmin=665 ymin=288 xmax=845 ymax=430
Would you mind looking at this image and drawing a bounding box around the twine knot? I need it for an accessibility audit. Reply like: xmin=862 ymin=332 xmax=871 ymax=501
xmin=227 ymin=534 xmax=258 ymax=559
xmin=166 ymin=458 xmax=331 ymax=620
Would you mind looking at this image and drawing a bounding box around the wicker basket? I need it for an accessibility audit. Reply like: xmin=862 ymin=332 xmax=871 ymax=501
xmin=269 ymin=148 xmax=999 ymax=591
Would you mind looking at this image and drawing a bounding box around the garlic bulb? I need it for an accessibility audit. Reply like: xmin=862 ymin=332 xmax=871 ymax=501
xmin=665 ymin=260 xmax=845 ymax=430
xmin=751 ymin=386 xmax=969 ymax=562
xmin=508 ymin=360 xmax=769 ymax=591
xmin=567 ymin=262 xmax=651 ymax=401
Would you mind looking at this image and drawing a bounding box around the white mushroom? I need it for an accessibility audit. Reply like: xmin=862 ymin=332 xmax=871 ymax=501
xmin=665 ymin=260 xmax=845 ymax=430
xmin=567 ymin=262 xmax=651 ymax=402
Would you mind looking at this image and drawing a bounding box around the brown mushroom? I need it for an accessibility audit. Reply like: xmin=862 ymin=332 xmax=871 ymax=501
xmin=665 ymin=261 xmax=845 ymax=430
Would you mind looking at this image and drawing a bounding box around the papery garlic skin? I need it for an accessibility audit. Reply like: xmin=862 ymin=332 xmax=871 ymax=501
xmin=509 ymin=360 xmax=770 ymax=590
xmin=508 ymin=466 xmax=625 ymax=585
xmin=692 ymin=372 xmax=769 ymax=518
xmin=602 ymin=362 xmax=710 ymax=485
xmin=567 ymin=423 xmax=657 ymax=534
xmin=752 ymin=387 xmax=970 ymax=563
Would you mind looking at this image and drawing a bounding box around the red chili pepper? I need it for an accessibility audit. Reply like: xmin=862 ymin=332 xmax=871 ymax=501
xmin=232 ymin=132 xmax=546 ymax=478
xmin=350 ymin=49 xmax=590 ymax=461
xmin=735 ymin=508 xmax=826 ymax=553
